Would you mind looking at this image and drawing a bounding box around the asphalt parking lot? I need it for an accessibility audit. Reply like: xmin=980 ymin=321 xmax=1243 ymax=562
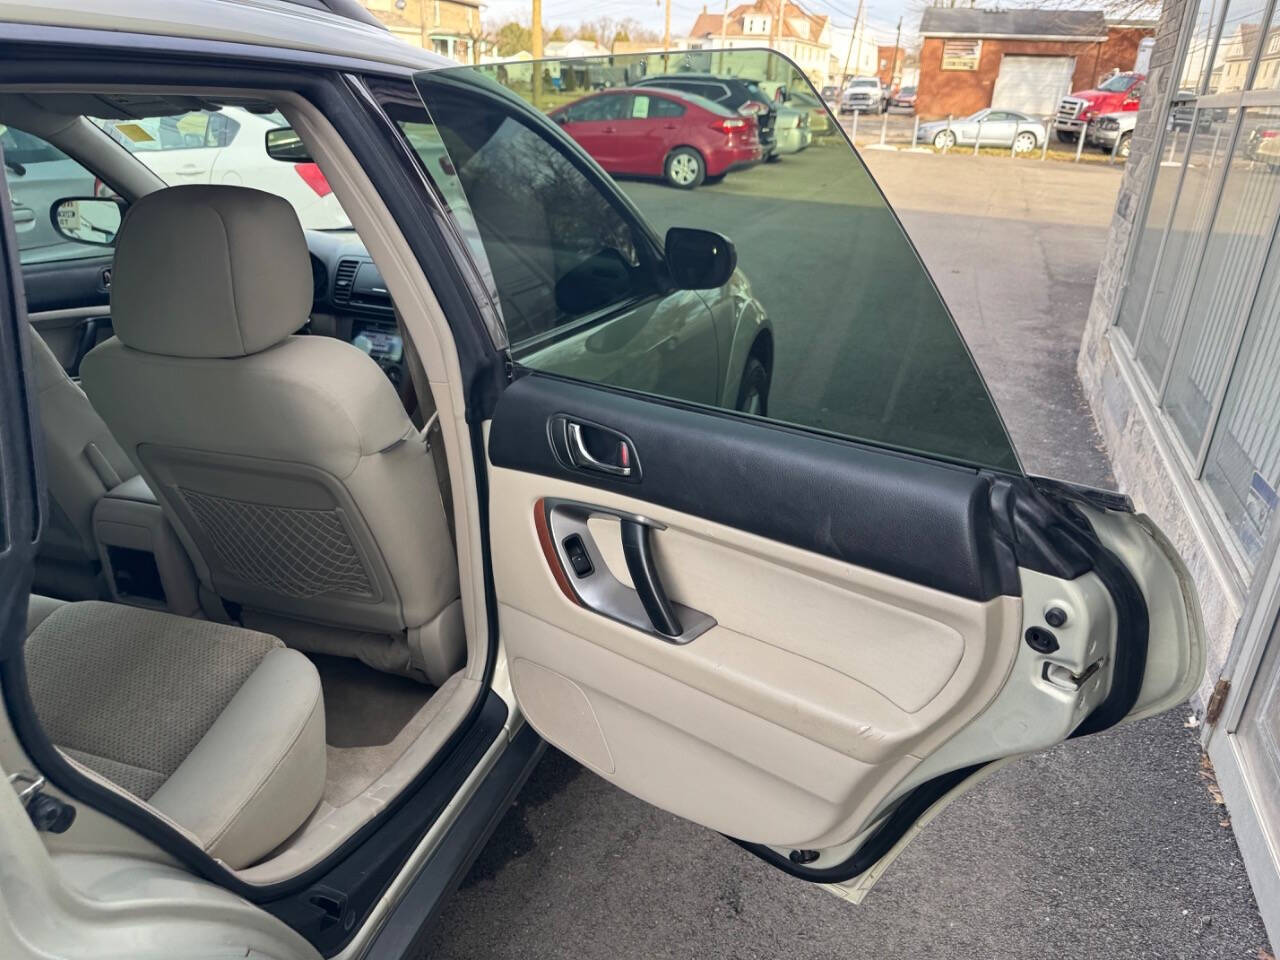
xmin=423 ymin=144 xmax=1274 ymax=959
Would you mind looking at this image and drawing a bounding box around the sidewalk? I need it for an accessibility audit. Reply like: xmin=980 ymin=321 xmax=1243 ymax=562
xmin=423 ymin=150 xmax=1272 ymax=960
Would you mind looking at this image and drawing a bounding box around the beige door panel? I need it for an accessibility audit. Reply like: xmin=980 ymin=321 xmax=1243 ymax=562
xmin=491 ymin=464 xmax=1023 ymax=848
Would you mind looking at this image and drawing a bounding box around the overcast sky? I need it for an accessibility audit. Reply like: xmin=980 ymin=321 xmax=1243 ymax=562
xmin=479 ymin=0 xmax=922 ymax=46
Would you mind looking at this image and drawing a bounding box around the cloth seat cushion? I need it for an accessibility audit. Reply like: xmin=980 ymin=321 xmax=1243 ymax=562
xmin=24 ymin=598 xmax=325 ymax=868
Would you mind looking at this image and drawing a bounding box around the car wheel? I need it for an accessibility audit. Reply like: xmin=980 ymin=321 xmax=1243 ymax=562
xmin=664 ymin=147 xmax=705 ymax=189
xmin=1117 ymin=132 xmax=1132 ymax=159
xmin=1056 ymin=130 xmax=1078 ymax=144
xmin=932 ymin=129 xmax=956 ymax=150
xmin=735 ymin=351 xmax=771 ymax=417
xmin=1013 ymin=130 xmax=1038 ymax=153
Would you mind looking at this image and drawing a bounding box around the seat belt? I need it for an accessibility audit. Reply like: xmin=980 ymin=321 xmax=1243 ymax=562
xmin=395 ymin=311 xmax=456 ymax=548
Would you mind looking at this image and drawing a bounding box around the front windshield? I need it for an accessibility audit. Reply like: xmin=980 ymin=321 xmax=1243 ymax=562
xmin=1097 ymin=74 xmax=1134 ymax=92
xmin=93 ymin=109 xmax=354 ymax=231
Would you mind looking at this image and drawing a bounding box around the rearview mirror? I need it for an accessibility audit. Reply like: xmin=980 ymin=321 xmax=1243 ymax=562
xmin=265 ymin=126 xmax=312 ymax=163
xmin=50 ymin=197 xmax=125 ymax=247
xmin=665 ymin=227 xmax=736 ymax=290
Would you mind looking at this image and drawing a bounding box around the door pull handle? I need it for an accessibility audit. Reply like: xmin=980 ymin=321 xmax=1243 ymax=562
xmin=621 ymin=519 xmax=682 ymax=638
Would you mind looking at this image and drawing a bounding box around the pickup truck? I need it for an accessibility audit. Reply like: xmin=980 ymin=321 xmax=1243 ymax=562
xmin=1054 ymin=71 xmax=1145 ymax=143
xmin=1086 ymin=111 xmax=1137 ymax=158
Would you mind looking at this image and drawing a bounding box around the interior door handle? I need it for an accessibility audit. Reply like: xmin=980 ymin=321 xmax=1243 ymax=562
xmin=540 ymin=499 xmax=714 ymax=644
xmin=567 ymin=421 xmax=632 ymax=477
xmin=620 ymin=519 xmax=682 ymax=637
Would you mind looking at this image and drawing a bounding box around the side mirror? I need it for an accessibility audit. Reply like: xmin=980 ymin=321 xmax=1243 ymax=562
xmin=552 ymin=113 xmax=569 ymax=125
xmin=665 ymin=227 xmax=736 ymax=290
xmin=50 ymin=197 xmax=125 ymax=247
xmin=265 ymin=126 xmax=312 ymax=163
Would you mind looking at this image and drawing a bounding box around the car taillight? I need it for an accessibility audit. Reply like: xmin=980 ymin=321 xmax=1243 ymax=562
xmin=738 ymin=100 xmax=768 ymax=117
xmin=712 ymin=117 xmax=748 ymax=134
xmin=294 ymin=162 xmax=332 ymax=197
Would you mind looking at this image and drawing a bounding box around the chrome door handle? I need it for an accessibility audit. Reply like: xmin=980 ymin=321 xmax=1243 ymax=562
xmin=567 ymin=421 xmax=632 ymax=477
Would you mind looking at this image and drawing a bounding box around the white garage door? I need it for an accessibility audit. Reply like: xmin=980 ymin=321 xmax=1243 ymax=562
xmin=990 ymin=55 xmax=1076 ymax=116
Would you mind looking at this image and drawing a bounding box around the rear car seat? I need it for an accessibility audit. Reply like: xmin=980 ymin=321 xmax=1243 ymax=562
xmin=23 ymin=597 xmax=325 ymax=869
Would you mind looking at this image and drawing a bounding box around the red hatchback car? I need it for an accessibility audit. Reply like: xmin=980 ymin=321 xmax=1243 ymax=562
xmin=549 ymin=87 xmax=761 ymax=189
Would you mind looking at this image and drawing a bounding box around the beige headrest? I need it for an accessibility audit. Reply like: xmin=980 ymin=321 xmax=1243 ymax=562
xmin=111 ymin=185 xmax=312 ymax=358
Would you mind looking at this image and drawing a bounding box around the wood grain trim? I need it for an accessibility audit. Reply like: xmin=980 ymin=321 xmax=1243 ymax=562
xmin=534 ymin=498 xmax=581 ymax=605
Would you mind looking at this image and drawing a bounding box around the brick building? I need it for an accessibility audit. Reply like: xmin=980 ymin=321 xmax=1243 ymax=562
xmin=359 ymin=0 xmax=485 ymax=63
xmin=877 ymin=43 xmax=906 ymax=87
xmin=1075 ymin=0 xmax=1280 ymax=942
xmin=915 ymin=9 xmax=1154 ymax=119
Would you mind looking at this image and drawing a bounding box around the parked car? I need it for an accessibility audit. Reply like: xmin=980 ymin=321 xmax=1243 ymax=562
xmin=917 ymin=109 xmax=1046 ymax=151
xmin=548 ymin=87 xmax=762 ymax=188
xmin=632 ymin=73 xmax=779 ymax=161
xmin=820 ymin=84 xmax=839 ymax=103
xmin=839 ymin=76 xmax=884 ymax=114
xmin=889 ymin=85 xmax=917 ymax=112
xmin=1054 ymin=71 xmax=1145 ymax=143
xmin=1087 ymin=112 xmax=1137 ymax=158
xmin=1245 ymin=125 xmax=1280 ymax=167
xmin=95 ymin=106 xmax=349 ymax=228
xmin=783 ymin=87 xmax=834 ymax=136
xmin=1 ymin=124 xmax=98 ymax=263
xmin=772 ymin=103 xmax=812 ymax=154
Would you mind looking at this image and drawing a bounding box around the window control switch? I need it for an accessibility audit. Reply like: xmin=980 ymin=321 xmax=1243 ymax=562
xmin=562 ymin=534 xmax=594 ymax=578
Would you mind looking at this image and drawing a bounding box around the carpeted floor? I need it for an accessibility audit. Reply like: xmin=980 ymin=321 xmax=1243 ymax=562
xmin=310 ymin=654 xmax=436 ymax=806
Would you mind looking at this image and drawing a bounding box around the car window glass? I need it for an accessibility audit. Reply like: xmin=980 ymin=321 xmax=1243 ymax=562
xmin=413 ymin=52 xmax=1019 ymax=472
xmin=1098 ymin=74 xmax=1134 ymax=92
xmin=647 ymin=97 xmax=685 ymax=119
xmin=1 ymin=124 xmax=107 ymax=266
xmin=405 ymin=82 xmax=661 ymax=349
xmin=90 ymin=109 xmax=353 ymax=231
xmin=564 ymin=95 xmax=623 ymax=122
xmin=98 ymin=111 xmax=239 ymax=151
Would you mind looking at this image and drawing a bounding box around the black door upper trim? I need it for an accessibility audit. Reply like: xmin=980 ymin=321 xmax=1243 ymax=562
xmin=489 ymin=373 xmax=1022 ymax=602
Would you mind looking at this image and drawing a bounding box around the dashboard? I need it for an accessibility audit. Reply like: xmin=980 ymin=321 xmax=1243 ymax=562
xmin=304 ymin=229 xmax=407 ymax=389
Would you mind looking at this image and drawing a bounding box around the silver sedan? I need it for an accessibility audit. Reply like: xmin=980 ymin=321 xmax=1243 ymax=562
xmin=916 ymin=109 xmax=1047 ymax=152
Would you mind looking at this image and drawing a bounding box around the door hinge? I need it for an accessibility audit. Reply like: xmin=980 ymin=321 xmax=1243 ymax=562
xmin=1205 ymin=678 xmax=1231 ymax=727
xmin=8 ymin=771 xmax=76 ymax=834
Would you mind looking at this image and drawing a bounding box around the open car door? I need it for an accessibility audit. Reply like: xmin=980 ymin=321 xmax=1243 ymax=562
xmin=410 ymin=51 xmax=1204 ymax=895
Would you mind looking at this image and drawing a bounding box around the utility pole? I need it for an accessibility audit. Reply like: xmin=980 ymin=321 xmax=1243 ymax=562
xmin=717 ymin=0 xmax=729 ymax=73
xmin=768 ymin=0 xmax=783 ymax=80
xmin=531 ymin=0 xmax=543 ymax=103
xmin=888 ymin=16 xmax=902 ymax=89
xmin=662 ymin=0 xmax=672 ymax=70
xmin=839 ymin=0 xmax=864 ymax=95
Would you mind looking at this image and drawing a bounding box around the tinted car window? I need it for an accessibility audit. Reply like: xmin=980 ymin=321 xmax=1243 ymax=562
xmin=413 ymin=85 xmax=660 ymax=347
xmin=414 ymin=52 xmax=1019 ymax=472
xmin=647 ymin=96 xmax=686 ymax=118
xmin=564 ymin=94 xmax=630 ymax=123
